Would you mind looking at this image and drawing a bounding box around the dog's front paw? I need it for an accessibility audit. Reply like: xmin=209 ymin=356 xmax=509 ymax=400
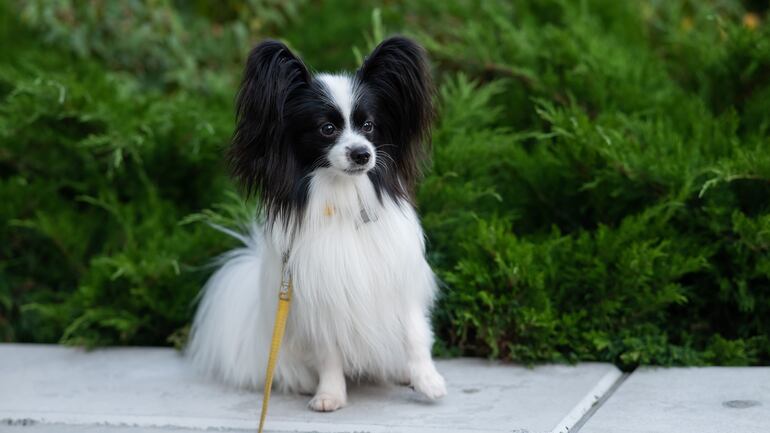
xmin=308 ymin=393 xmax=346 ymax=412
xmin=411 ymin=366 xmax=447 ymax=400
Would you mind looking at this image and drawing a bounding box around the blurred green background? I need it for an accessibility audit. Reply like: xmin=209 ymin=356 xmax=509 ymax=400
xmin=1 ymin=0 xmax=769 ymax=368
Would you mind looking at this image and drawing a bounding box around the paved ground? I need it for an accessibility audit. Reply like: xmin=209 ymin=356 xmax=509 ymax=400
xmin=0 ymin=344 xmax=767 ymax=433
xmin=579 ymin=367 xmax=770 ymax=433
xmin=0 ymin=344 xmax=620 ymax=433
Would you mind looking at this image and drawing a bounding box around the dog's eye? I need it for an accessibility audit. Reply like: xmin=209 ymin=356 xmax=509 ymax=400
xmin=362 ymin=121 xmax=374 ymax=133
xmin=320 ymin=123 xmax=336 ymax=136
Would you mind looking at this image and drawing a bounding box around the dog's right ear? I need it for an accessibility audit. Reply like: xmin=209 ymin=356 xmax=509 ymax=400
xmin=229 ymin=40 xmax=310 ymax=196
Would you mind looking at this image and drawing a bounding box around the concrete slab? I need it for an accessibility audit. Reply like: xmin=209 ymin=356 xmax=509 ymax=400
xmin=0 ymin=344 xmax=621 ymax=433
xmin=0 ymin=423 xmax=210 ymax=433
xmin=579 ymin=367 xmax=770 ymax=433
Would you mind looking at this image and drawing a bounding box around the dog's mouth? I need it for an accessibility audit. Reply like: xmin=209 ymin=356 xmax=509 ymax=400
xmin=343 ymin=167 xmax=369 ymax=175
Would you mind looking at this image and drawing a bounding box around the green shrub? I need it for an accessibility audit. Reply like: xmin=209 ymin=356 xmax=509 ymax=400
xmin=417 ymin=1 xmax=770 ymax=367
xmin=1 ymin=0 xmax=768 ymax=367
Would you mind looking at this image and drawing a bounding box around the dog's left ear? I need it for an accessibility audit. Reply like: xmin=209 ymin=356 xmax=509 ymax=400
xmin=357 ymin=37 xmax=433 ymax=189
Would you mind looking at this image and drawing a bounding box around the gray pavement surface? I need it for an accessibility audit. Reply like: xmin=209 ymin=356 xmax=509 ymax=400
xmin=579 ymin=367 xmax=770 ymax=433
xmin=0 ymin=344 xmax=622 ymax=433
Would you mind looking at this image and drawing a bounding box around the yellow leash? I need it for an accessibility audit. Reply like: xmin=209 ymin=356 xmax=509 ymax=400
xmin=257 ymin=261 xmax=293 ymax=433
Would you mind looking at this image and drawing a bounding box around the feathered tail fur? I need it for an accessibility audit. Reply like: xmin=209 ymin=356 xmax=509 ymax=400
xmin=186 ymin=224 xmax=275 ymax=389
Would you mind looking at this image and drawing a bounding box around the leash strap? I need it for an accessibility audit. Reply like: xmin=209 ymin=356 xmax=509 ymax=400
xmin=257 ymin=259 xmax=293 ymax=433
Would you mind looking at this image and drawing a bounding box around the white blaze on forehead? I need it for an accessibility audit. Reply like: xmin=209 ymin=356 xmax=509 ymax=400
xmin=316 ymin=73 xmax=374 ymax=173
xmin=317 ymin=73 xmax=356 ymax=127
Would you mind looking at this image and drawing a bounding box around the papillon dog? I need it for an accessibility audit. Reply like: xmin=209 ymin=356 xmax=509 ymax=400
xmin=187 ymin=36 xmax=446 ymax=412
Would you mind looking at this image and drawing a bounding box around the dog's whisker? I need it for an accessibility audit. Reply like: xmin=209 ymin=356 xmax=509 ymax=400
xmin=375 ymin=151 xmax=396 ymax=169
xmin=373 ymin=155 xmax=390 ymax=171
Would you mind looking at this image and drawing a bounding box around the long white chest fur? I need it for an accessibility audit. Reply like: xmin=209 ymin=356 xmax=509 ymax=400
xmin=270 ymin=169 xmax=437 ymax=383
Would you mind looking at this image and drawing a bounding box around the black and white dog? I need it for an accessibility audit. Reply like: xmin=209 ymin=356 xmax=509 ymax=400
xmin=188 ymin=37 xmax=446 ymax=412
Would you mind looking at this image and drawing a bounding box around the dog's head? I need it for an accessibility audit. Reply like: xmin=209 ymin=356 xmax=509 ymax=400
xmin=229 ymin=37 xmax=433 ymax=220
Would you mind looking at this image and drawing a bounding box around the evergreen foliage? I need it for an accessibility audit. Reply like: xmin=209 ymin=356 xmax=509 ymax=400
xmin=1 ymin=0 xmax=768 ymax=367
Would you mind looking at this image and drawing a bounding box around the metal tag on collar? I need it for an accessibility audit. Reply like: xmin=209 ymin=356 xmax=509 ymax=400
xmin=360 ymin=207 xmax=378 ymax=224
xmin=355 ymin=191 xmax=378 ymax=225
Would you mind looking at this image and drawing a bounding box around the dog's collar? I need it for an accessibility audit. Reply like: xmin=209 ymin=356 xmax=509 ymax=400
xmin=322 ymin=200 xmax=378 ymax=226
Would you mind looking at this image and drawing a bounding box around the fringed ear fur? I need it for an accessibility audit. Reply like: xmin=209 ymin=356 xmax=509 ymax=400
xmin=357 ymin=36 xmax=434 ymax=196
xmin=229 ymin=40 xmax=310 ymax=201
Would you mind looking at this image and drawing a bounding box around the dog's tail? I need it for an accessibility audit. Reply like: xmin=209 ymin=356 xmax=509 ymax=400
xmin=186 ymin=223 xmax=274 ymax=389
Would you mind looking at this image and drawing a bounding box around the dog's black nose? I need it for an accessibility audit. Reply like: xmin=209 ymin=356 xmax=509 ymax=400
xmin=349 ymin=146 xmax=371 ymax=165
